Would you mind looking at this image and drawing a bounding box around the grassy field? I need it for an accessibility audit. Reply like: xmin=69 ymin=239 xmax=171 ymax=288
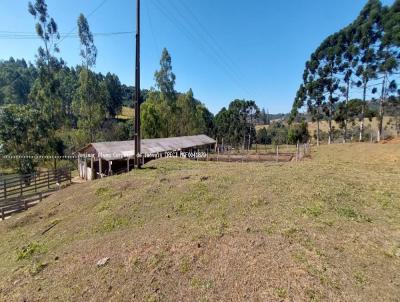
xmin=115 ymin=106 xmax=134 ymax=120
xmin=0 ymin=144 xmax=399 ymax=301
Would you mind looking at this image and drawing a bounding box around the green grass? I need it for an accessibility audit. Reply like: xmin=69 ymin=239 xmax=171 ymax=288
xmin=0 ymin=143 xmax=399 ymax=301
xmin=16 ymin=242 xmax=47 ymax=261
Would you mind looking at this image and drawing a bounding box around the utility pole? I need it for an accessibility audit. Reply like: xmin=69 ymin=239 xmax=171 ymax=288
xmin=134 ymin=0 xmax=141 ymax=168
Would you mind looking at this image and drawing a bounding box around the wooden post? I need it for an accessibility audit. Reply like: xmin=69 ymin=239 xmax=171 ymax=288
xmin=99 ymin=158 xmax=103 ymax=177
xmin=127 ymin=158 xmax=130 ymax=172
xmin=39 ymin=192 xmax=43 ymax=202
xmin=34 ymin=174 xmax=37 ymax=192
xmin=47 ymin=171 xmax=50 ymax=188
xmin=296 ymin=143 xmax=300 ymax=161
xmin=19 ymin=178 xmax=23 ymax=196
xmin=276 ymin=145 xmax=279 ymax=163
xmin=77 ymin=156 xmax=80 ymax=178
xmin=90 ymin=156 xmax=94 ymax=180
xmin=3 ymin=179 xmax=6 ymax=199
xmin=1 ymin=208 xmax=4 ymax=220
xmin=108 ymin=161 xmax=112 ymax=176
xmin=84 ymin=158 xmax=88 ymax=181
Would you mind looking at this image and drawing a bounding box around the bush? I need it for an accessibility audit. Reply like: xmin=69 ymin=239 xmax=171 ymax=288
xmin=287 ymin=121 xmax=309 ymax=144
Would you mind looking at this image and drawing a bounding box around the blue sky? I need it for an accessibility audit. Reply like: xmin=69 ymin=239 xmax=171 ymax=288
xmin=0 ymin=0 xmax=395 ymax=114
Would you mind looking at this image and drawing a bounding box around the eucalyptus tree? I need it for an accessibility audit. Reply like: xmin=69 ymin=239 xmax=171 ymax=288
xmin=155 ymin=48 xmax=176 ymax=101
xmin=154 ymin=48 xmax=177 ymax=136
xmin=74 ymin=14 xmax=104 ymax=142
xmin=104 ymin=72 xmax=123 ymax=117
xmin=28 ymin=0 xmax=64 ymax=128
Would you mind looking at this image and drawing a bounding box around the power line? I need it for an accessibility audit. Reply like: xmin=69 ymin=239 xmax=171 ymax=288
xmin=150 ymin=0 xmax=250 ymax=95
xmin=176 ymin=0 xmax=248 ymax=86
xmin=170 ymin=0 xmax=250 ymax=94
xmin=145 ymin=0 xmax=159 ymax=59
xmin=57 ymin=0 xmax=110 ymax=46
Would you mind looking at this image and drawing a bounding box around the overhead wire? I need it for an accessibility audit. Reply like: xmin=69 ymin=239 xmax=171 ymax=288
xmin=150 ymin=0 xmax=250 ymax=95
xmin=175 ymin=0 xmax=248 ymax=89
xmin=57 ymin=0 xmax=110 ymax=46
xmin=178 ymin=0 xmax=245 ymax=87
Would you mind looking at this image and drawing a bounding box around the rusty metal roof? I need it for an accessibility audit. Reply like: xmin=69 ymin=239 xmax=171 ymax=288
xmin=78 ymin=135 xmax=216 ymax=160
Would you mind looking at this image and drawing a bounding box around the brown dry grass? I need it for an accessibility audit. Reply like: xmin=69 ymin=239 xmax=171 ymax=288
xmin=0 ymin=143 xmax=399 ymax=301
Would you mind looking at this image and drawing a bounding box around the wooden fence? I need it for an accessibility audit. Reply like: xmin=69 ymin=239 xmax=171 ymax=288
xmin=0 ymin=169 xmax=71 ymax=220
xmin=208 ymin=143 xmax=311 ymax=163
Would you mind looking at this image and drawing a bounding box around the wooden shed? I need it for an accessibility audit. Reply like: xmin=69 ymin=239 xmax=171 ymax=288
xmin=77 ymin=135 xmax=216 ymax=180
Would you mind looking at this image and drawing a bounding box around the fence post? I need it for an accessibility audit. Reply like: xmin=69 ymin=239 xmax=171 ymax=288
xmin=1 ymin=208 xmax=4 ymax=220
xmin=3 ymin=179 xmax=6 ymax=199
xmin=47 ymin=171 xmax=50 ymax=188
xmin=34 ymin=173 xmax=37 ymax=192
xmin=90 ymin=156 xmax=94 ymax=181
xmin=276 ymin=145 xmax=279 ymax=163
xmin=39 ymin=192 xmax=43 ymax=202
xmin=296 ymin=143 xmax=299 ymax=161
xmin=19 ymin=178 xmax=23 ymax=196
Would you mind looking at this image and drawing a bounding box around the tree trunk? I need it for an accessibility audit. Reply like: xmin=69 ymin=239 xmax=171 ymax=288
xmin=317 ymin=117 xmax=320 ymax=147
xmin=359 ymin=83 xmax=367 ymax=142
xmin=328 ymin=95 xmax=333 ymax=145
xmin=343 ymin=80 xmax=350 ymax=144
xmin=378 ymin=75 xmax=386 ymax=142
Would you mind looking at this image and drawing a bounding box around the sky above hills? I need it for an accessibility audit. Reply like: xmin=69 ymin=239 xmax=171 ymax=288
xmin=0 ymin=0 xmax=395 ymax=114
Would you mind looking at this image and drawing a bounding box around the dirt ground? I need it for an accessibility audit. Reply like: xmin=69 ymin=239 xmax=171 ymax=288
xmin=380 ymin=137 xmax=400 ymax=144
xmin=0 ymin=143 xmax=399 ymax=301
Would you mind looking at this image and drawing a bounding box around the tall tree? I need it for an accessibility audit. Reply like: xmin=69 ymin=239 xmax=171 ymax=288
xmin=104 ymin=72 xmax=123 ymax=117
xmin=154 ymin=48 xmax=176 ymax=100
xmin=28 ymin=0 xmax=64 ymax=128
xmin=375 ymin=2 xmax=400 ymax=141
xmin=353 ymin=0 xmax=382 ymax=141
xmin=73 ymin=14 xmax=104 ymax=142
xmin=317 ymin=33 xmax=342 ymax=144
xmin=336 ymin=24 xmax=358 ymax=143
xmin=153 ymin=48 xmax=178 ymax=136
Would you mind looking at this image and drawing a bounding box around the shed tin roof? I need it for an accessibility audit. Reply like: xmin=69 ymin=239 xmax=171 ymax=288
xmin=78 ymin=135 xmax=216 ymax=160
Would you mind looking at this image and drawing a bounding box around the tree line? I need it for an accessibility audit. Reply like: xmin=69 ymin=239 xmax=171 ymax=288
xmin=290 ymin=0 xmax=400 ymax=144
xmin=0 ymin=0 xmax=279 ymax=174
